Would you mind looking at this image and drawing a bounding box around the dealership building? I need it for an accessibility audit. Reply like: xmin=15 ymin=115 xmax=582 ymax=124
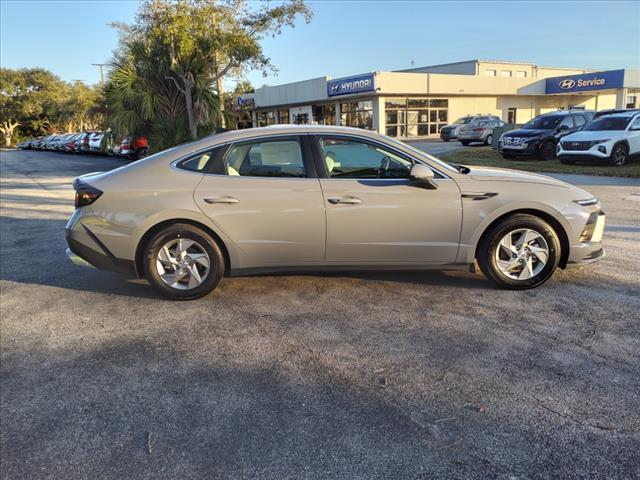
xmin=235 ymin=60 xmax=640 ymax=138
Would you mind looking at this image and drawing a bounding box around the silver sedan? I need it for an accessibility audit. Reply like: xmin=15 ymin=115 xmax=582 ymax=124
xmin=66 ymin=125 xmax=605 ymax=299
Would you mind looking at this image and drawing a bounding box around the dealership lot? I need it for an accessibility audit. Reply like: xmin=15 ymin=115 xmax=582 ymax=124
xmin=1 ymin=149 xmax=639 ymax=479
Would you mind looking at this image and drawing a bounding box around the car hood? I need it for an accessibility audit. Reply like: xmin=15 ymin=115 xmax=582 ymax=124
xmin=465 ymin=165 xmax=571 ymax=187
xmin=502 ymin=128 xmax=551 ymax=138
xmin=561 ymin=130 xmax=627 ymax=141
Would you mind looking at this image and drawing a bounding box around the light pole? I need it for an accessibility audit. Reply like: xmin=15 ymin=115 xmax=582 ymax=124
xmin=91 ymin=63 xmax=107 ymax=83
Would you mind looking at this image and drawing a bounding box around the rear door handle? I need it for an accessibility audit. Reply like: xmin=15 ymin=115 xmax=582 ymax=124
xmin=203 ymin=196 xmax=239 ymax=204
xmin=328 ymin=197 xmax=362 ymax=205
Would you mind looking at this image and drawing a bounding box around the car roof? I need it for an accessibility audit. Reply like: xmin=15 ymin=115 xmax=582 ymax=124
xmin=598 ymin=112 xmax=639 ymax=119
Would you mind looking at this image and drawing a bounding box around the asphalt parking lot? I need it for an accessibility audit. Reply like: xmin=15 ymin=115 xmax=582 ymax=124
xmin=1 ymin=149 xmax=639 ymax=480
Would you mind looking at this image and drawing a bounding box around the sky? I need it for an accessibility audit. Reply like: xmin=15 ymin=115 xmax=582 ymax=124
xmin=1 ymin=0 xmax=639 ymax=89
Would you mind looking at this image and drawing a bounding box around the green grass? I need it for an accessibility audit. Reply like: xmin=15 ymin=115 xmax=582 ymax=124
xmin=439 ymin=146 xmax=640 ymax=178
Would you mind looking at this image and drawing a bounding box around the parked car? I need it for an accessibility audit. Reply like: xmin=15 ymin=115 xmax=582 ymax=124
xmin=557 ymin=110 xmax=640 ymax=166
xmin=16 ymin=139 xmax=33 ymax=149
xmin=88 ymin=132 xmax=103 ymax=153
xmin=66 ymin=125 xmax=605 ymax=300
xmin=79 ymin=132 xmax=95 ymax=153
xmin=440 ymin=115 xmax=501 ymax=141
xmin=593 ymin=108 xmax=640 ymax=119
xmin=116 ymin=136 xmax=149 ymax=160
xmin=499 ymin=110 xmax=595 ymax=160
xmin=458 ymin=119 xmax=506 ymax=146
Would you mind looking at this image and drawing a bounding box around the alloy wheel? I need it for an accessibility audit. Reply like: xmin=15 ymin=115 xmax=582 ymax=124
xmin=156 ymin=238 xmax=210 ymax=290
xmin=613 ymin=146 xmax=627 ymax=166
xmin=495 ymin=228 xmax=549 ymax=280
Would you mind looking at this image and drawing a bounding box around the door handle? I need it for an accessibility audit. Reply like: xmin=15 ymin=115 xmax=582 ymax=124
xmin=328 ymin=197 xmax=362 ymax=205
xmin=203 ymin=196 xmax=239 ymax=204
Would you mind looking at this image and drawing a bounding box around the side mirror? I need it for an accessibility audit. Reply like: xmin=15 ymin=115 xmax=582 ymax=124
xmin=409 ymin=164 xmax=437 ymax=189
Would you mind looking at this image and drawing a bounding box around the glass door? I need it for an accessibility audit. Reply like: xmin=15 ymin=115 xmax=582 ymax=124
xmin=406 ymin=110 xmax=419 ymax=137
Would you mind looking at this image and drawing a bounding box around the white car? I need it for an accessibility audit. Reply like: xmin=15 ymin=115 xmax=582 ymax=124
xmin=88 ymin=132 xmax=104 ymax=153
xmin=557 ymin=111 xmax=640 ymax=166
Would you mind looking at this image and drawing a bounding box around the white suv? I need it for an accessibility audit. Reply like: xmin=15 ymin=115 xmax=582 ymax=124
xmin=557 ymin=111 xmax=640 ymax=166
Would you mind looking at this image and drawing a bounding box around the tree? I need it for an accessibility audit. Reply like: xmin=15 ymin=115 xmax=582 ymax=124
xmin=111 ymin=0 xmax=311 ymax=140
xmin=0 ymin=68 xmax=69 ymax=145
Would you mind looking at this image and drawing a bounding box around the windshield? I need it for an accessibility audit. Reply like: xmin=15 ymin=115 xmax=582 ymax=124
xmin=522 ymin=115 xmax=562 ymax=130
xmin=454 ymin=117 xmax=473 ymax=125
xmin=583 ymin=116 xmax=632 ymax=131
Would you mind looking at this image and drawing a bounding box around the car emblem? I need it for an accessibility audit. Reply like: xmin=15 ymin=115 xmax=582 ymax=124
xmin=559 ymin=79 xmax=576 ymax=89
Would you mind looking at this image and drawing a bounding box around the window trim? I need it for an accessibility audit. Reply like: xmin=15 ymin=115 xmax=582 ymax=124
xmin=309 ymin=133 xmax=450 ymax=181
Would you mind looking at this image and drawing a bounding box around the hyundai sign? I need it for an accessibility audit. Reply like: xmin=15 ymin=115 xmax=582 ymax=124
xmin=545 ymin=69 xmax=624 ymax=94
xmin=327 ymin=73 xmax=375 ymax=97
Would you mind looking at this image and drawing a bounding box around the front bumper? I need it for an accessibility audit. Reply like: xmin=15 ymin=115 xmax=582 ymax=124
xmin=440 ymin=129 xmax=457 ymax=140
xmin=566 ymin=211 xmax=606 ymax=267
xmin=499 ymin=139 xmax=543 ymax=157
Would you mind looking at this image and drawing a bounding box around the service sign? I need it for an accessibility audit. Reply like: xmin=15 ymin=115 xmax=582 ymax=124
xmin=545 ymin=70 xmax=625 ymax=94
xmin=327 ymin=73 xmax=375 ymax=97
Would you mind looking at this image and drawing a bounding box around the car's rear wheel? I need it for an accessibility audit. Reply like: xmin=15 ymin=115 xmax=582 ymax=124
xmin=135 ymin=148 xmax=149 ymax=160
xmin=485 ymin=134 xmax=493 ymax=146
xmin=609 ymin=143 xmax=628 ymax=166
xmin=541 ymin=141 xmax=556 ymax=161
xmin=144 ymin=224 xmax=225 ymax=300
xmin=477 ymin=214 xmax=561 ymax=289
xmin=461 ymin=140 xmax=470 ymax=146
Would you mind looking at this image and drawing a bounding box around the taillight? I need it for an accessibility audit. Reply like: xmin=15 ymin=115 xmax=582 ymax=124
xmin=473 ymin=127 xmax=485 ymax=132
xmin=73 ymin=180 xmax=102 ymax=208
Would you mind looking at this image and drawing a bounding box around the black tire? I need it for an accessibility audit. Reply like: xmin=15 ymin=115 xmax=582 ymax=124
xmin=609 ymin=143 xmax=628 ymax=167
xmin=135 ymin=148 xmax=149 ymax=160
xmin=559 ymin=156 xmax=576 ymax=165
xmin=144 ymin=223 xmax=225 ymax=300
xmin=461 ymin=140 xmax=470 ymax=146
xmin=540 ymin=141 xmax=556 ymax=161
xmin=477 ymin=214 xmax=561 ymax=290
xmin=485 ymin=134 xmax=493 ymax=146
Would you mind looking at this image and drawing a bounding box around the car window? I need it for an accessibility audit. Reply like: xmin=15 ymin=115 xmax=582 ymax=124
xmin=178 ymin=151 xmax=213 ymax=172
xmin=573 ymin=115 xmax=587 ymax=128
xmin=559 ymin=116 xmax=573 ymax=129
xmin=318 ymin=136 xmax=413 ymax=179
xmin=629 ymin=116 xmax=640 ymax=130
xmin=224 ymin=139 xmax=306 ymax=178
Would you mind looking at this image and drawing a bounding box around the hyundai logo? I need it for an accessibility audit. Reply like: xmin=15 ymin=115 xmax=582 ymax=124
xmin=559 ymin=79 xmax=576 ymax=89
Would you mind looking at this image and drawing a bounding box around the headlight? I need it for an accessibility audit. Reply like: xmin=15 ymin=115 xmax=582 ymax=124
xmin=574 ymin=197 xmax=599 ymax=207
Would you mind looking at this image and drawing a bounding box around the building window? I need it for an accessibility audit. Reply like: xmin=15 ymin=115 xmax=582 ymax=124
xmin=313 ymin=104 xmax=336 ymax=125
xmin=500 ymin=70 xmax=512 ymax=77
xmin=515 ymin=71 xmax=527 ymax=78
xmin=278 ymin=110 xmax=290 ymax=124
xmin=484 ymin=70 xmax=497 ymax=77
xmin=507 ymin=108 xmax=517 ymax=124
xmin=257 ymin=111 xmax=276 ymax=127
xmin=626 ymin=95 xmax=637 ymax=109
xmin=340 ymin=100 xmax=373 ymax=130
xmin=384 ymin=98 xmax=448 ymax=138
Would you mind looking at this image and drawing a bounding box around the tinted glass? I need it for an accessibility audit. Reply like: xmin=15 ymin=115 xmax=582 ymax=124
xmin=573 ymin=115 xmax=587 ymax=128
xmin=318 ymin=136 xmax=412 ymax=179
xmin=523 ymin=115 xmax=563 ymax=130
xmin=178 ymin=151 xmax=214 ymax=172
xmin=225 ymin=139 xmax=305 ymax=177
xmin=583 ymin=116 xmax=633 ymax=131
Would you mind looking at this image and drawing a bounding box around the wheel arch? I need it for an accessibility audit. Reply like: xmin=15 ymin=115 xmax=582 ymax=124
xmin=474 ymin=208 xmax=571 ymax=269
xmin=134 ymin=218 xmax=231 ymax=278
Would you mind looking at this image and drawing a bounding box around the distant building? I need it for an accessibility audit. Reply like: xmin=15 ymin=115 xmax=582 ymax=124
xmin=235 ymin=59 xmax=640 ymax=137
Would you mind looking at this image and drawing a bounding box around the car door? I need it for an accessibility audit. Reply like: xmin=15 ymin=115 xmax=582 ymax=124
xmin=193 ymin=135 xmax=326 ymax=266
xmin=312 ymin=134 xmax=462 ymax=264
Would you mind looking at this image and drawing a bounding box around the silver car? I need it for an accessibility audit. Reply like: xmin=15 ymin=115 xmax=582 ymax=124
xmin=66 ymin=125 xmax=606 ymax=300
xmin=458 ymin=119 xmax=506 ymax=146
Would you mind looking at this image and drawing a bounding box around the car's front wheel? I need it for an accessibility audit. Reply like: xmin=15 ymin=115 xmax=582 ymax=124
xmin=477 ymin=214 xmax=561 ymax=289
xmin=144 ymin=223 xmax=225 ymax=300
xmin=540 ymin=141 xmax=556 ymax=161
xmin=461 ymin=140 xmax=470 ymax=146
xmin=609 ymin=143 xmax=628 ymax=166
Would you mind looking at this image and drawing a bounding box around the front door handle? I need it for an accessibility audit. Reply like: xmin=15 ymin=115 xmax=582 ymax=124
xmin=328 ymin=196 xmax=362 ymax=205
xmin=203 ymin=196 xmax=239 ymax=204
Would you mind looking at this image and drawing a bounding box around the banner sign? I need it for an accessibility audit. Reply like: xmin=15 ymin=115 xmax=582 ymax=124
xmin=327 ymin=73 xmax=375 ymax=97
xmin=545 ymin=70 xmax=625 ymax=94
xmin=237 ymin=96 xmax=255 ymax=108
